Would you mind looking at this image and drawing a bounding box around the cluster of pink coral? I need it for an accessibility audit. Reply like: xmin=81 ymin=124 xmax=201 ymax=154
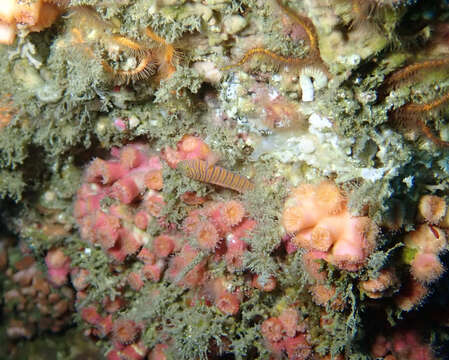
xmin=393 ymin=195 xmax=448 ymax=311
xmin=163 ymin=134 xmax=216 ymax=168
xmin=74 ymin=142 xmax=167 ymax=262
xmin=118 ymin=198 xmax=256 ymax=316
xmin=261 ymin=308 xmax=312 ymax=360
xmin=74 ymin=135 xmax=218 ymax=263
xmin=282 ymin=181 xmax=378 ymax=272
xmin=371 ymin=328 xmax=434 ymax=360
xmin=80 ymin=305 xmax=147 ymax=360
xmin=162 ymin=199 xmax=257 ymax=317
xmin=406 ymin=225 xmax=447 ymax=276
xmin=2 ymin=240 xmax=74 ymax=340
xmin=75 ymin=195 xmax=258 ymax=357
xmin=404 ymin=195 xmax=448 ymax=284
xmin=72 ymin=137 xmax=276 ymax=359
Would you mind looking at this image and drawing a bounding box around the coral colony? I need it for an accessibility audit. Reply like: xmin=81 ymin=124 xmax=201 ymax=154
xmin=3 ymin=0 xmax=449 ymax=360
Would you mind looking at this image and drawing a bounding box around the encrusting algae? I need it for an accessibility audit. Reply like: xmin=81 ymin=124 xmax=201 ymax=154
xmin=1 ymin=0 xmax=449 ymax=359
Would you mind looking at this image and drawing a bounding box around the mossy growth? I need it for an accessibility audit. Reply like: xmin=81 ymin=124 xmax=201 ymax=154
xmin=2 ymin=155 xmax=81 ymax=251
xmin=261 ymin=2 xmax=309 ymax=60
xmin=154 ymin=67 xmax=203 ymax=109
xmin=124 ymin=1 xmax=203 ymax=43
xmin=221 ymin=0 xmax=262 ymax=16
xmin=69 ymin=238 xmax=123 ymax=306
xmin=45 ymin=159 xmax=83 ymax=201
xmin=162 ymin=304 xmax=227 ymax=360
xmin=277 ymin=249 xmax=311 ymax=289
xmin=0 ymin=170 xmax=26 ymax=201
xmin=0 ymin=126 xmax=31 ymax=170
xmin=0 ymin=30 xmax=107 ymax=172
xmin=128 ymin=284 xmax=275 ymax=359
xmin=365 ymin=242 xmax=403 ymax=280
xmin=204 ymin=124 xmax=250 ymax=169
xmin=316 ymin=281 xmax=367 ymax=358
xmin=161 ymin=164 xmax=212 ymax=225
xmin=241 ymin=161 xmax=288 ymax=282
xmin=126 ymin=282 xmax=185 ymax=325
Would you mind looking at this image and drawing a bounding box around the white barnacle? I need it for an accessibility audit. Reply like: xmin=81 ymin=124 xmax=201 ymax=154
xmin=299 ymin=66 xmax=328 ymax=102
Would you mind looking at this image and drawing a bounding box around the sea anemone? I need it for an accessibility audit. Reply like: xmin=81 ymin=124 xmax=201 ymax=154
xmin=220 ymin=200 xmax=245 ymax=227
xmin=195 ymin=221 xmax=220 ymax=250
xmin=418 ymin=195 xmax=447 ymax=225
xmin=410 ymin=253 xmax=444 ymax=284
xmin=112 ymin=319 xmax=140 ymax=345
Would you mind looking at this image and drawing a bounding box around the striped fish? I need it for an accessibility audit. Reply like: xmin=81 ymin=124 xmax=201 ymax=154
xmin=179 ymin=159 xmax=254 ymax=193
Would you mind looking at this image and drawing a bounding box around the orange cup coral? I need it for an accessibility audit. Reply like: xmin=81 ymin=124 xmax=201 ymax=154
xmin=0 ymin=0 xmax=65 ymax=45
xmin=282 ymin=181 xmax=378 ymax=271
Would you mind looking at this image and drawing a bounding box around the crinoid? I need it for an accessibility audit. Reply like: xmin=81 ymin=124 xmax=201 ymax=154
xmin=221 ymin=47 xmax=312 ymax=71
xmin=350 ymin=0 xmax=414 ymax=28
xmin=349 ymin=0 xmax=389 ymax=30
xmin=389 ymin=91 xmax=449 ymax=147
xmin=144 ymin=27 xmax=180 ymax=81
xmin=62 ymin=7 xmax=180 ymax=84
xmin=383 ymin=58 xmax=449 ymax=91
xmin=221 ymin=0 xmax=329 ymax=78
xmin=382 ymin=58 xmax=449 ymax=147
xmin=274 ymin=0 xmax=320 ymax=56
xmin=100 ymin=46 xmax=156 ymax=84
